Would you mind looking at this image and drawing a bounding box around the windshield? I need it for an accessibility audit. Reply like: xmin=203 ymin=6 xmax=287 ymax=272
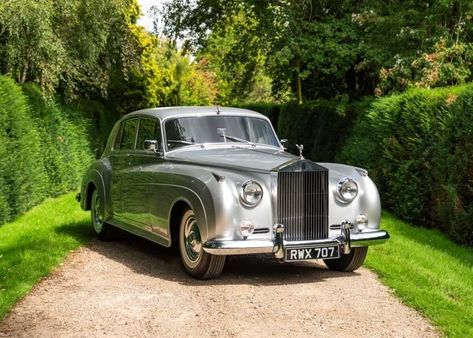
xmin=164 ymin=115 xmax=280 ymax=150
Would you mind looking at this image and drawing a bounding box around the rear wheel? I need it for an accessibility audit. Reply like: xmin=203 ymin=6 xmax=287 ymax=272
xmin=91 ymin=190 xmax=116 ymax=241
xmin=324 ymin=246 xmax=368 ymax=272
xmin=179 ymin=209 xmax=226 ymax=279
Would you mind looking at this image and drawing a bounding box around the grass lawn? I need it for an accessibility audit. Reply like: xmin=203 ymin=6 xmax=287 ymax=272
xmin=366 ymin=211 xmax=473 ymax=337
xmin=0 ymin=193 xmax=93 ymax=320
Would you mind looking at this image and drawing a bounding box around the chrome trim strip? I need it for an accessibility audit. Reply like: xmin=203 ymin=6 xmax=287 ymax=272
xmin=351 ymin=230 xmax=390 ymax=247
xmin=202 ymin=230 xmax=389 ymax=255
xmin=203 ymin=240 xmax=275 ymax=255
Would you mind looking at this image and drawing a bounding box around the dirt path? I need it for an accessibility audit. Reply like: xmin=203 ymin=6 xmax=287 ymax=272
xmin=0 ymin=236 xmax=438 ymax=337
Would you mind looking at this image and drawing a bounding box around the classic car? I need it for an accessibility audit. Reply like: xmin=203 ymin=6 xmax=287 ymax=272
xmin=77 ymin=106 xmax=389 ymax=279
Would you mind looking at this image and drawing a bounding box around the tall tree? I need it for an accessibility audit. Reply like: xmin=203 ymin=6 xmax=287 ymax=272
xmin=0 ymin=0 xmax=142 ymax=101
xmin=161 ymin=0 xmax=473 ymax=101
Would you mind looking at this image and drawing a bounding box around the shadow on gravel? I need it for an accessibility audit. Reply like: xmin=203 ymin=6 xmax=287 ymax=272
xmin=81 ymin=230 xmax=358 ymax=286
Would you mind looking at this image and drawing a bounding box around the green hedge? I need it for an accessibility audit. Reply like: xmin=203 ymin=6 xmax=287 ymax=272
xmin=245 ymin=86 xmax=472 ymax=246
xmin=0 ymin=76 xmax=93 ymax=225
xmin=240 ymin=99 xmax=370 ymax=162
xmin=338 ymin=85 xmax=473 ymax=246
xmin=0 ymin=77 xmax=48 ymax=222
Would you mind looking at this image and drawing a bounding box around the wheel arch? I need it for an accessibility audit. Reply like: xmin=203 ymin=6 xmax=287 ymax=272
xmin=169 ymin=200 xmax=191 ymax=247
xmin=167 ymin=192 xmax=209 ymax=247
xmin=84 ymin=181 xmax=96 ymax=210
xmin=82 ymin=169 xmax=107 ymax=214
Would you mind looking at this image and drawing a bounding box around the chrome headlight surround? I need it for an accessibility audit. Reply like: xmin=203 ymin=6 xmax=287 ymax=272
xmin=240 ymin=180 xmax=263 ymax=207
xmin=335 ymin=177 xmax=358 ymax=203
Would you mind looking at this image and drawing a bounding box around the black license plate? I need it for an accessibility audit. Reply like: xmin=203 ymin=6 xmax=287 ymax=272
xmin=285 ymin=245 xmax=340 ymax=262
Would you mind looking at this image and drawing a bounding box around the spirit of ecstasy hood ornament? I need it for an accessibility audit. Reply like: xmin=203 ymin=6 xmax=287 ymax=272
xmin=296 ymin=144 xmax=305 ymax=160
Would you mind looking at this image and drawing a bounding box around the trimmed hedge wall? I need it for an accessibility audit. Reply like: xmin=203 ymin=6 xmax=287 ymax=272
xmin=338 ymin=85 xmax=473 ymax=246
xmin=0 ymin=77 xmax=48 ymax=222
xmin=244 ymin=84 xmax=473 ymax=246
xmin=240 ymin=99 xmax=371 ymax=162
xmin=0 ymin=76 xmax=93 ymax=225
xmin=244 ymin=86 xmax=472 ymax=246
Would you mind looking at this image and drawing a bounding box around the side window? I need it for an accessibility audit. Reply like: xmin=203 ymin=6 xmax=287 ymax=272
xmin=120 ymin=119 xmax=138 ymax=150
xmin=136 ymin=118 xmax=157 ymax=150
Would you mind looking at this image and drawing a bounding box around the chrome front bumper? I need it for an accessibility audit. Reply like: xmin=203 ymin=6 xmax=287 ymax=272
xmin=203 ymin=225 xmax=389 ymax=258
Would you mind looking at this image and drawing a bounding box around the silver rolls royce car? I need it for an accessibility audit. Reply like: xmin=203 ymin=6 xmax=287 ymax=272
xmin=77 ymin=107 xmax=389 ymax=279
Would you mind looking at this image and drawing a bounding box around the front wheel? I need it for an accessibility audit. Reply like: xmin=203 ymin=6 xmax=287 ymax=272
xmin=324 ymin=246 xmax=368 ymax=272
xmin=91 ymin=190 xmax=116 ymax=241
xmin=179 ymin=209 xmax=226 ymax=279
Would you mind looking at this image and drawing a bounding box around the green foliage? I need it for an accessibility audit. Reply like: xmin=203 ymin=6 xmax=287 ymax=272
xmin=0 ymin=76 xmax=48 ymax=223
xmin=195 ymin=13 xmax=272 ymax=104
xmin=22 ymin=84 xmax=94 ymax=195
xmin=247 ymin=86 xmax=472 ymax=246
xmin=0 ymin=0 xmax=142 ymax=101
xmin=108 ymin=27 xmax=217 ymax=116
xmin=236 ymin=103 xmax=281 ymax=128
xmin=249 ymin=99 xmax=368 ymax=162
xmin=162 ymin=0 xmax=473 ymax=101
xmin=338 ymin=85 xmax=473 ymax=245
xmin=367 ymin=211 xmax=473 ymax=337
xmin=0 ymin=75 xmax=93 ymax=225
xmin=73 ymin=98 xmax=113 ymax=157
xmin=0 ymin=193 xmax=92 ymax=320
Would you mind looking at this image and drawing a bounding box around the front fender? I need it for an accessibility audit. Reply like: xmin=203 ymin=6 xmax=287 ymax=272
xmin=322 ymin=163 xmax=382 ymax=234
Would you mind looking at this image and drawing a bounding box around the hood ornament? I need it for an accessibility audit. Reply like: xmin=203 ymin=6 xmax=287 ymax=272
xmin=296 ymin=144 xmax=305 ymax=160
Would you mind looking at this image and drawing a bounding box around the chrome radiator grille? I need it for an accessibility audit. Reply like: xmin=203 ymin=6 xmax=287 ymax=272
xmin=277 ymin=169 xmax=329 ymax=241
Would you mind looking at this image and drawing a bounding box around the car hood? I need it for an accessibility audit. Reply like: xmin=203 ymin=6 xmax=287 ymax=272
xmin=166 ymin=146 xmax=298 ymax=172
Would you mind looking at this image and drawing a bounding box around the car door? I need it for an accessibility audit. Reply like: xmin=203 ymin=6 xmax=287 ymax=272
xmin=140 ymin=120 xmax=168 ymax=237
xmin=127 ymin=117 xmax=162 ymax=231
xmin=110 ymin=118 xmax=138 ymax=220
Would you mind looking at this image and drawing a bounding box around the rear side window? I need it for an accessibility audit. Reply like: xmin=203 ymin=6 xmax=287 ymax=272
xmin=120 ymin=119 xmax=138 ymax=150
xmin=136 ymin=118 xmax=157 ymax=150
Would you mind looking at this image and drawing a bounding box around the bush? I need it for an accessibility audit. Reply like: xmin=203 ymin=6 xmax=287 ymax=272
xmin=237 ymin=103 xmax=281 ymax=129
xmin=0 ymin=76 xmax=48 ymax=223
xmin=23 ymin=85 xmax=94 ymax=195
xmin=0 ymin=76 xmax=93 ymax=225
xmin=74 ymin=98 xmax=117 ymax=157
xmin=242 ymin=99 xmax=369 ymax=162
xmin=245 ymin=87 xmax=473 ymax=246
xmin=338 ymin=85 xmax=473 ymax=246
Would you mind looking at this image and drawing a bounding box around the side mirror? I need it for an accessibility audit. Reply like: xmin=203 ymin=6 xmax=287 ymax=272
xmin=144 ymin=139 xmax=160 ymax=153
xmin=280 ymin=139 xmax=288 ymax=150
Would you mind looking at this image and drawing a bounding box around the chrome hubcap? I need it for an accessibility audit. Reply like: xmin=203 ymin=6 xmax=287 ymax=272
xmin=184 ymin=215 xmax=202 ymax=262
xmin=92 ymin=194 xmax=103 ymax=233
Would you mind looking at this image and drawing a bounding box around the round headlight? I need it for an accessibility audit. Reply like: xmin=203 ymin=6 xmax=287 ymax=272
xmin=336 ymin=177 xmax=358 ymax=203
xmin=240 ymin=181 xmax=263 ymax=206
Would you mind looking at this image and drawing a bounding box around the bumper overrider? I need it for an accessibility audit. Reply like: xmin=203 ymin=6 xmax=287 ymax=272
xmin=203 ymin=223 xmax=389 ymax=260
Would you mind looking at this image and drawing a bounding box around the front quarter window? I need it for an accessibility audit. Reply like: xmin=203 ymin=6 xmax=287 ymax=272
xmin=136 ymin=118 xmax=162 ymax=151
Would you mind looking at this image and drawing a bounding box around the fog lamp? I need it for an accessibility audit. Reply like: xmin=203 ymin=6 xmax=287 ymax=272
xmin=240 ymin=220 xmax=255 ymax=237
xmin=355 ymin=214 xmax=368 ymax=230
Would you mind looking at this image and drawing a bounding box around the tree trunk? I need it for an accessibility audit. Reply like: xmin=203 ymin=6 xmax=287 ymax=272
xmin=296 ymin=58 xmax=303 ymax=104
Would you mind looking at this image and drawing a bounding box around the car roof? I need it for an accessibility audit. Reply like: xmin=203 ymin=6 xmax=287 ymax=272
xmin=122 ymin=106 xmax=266 ymax=122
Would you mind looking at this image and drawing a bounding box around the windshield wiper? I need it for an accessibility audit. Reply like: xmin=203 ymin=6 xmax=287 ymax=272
xmin=217 ymin=128 xmax=255 ymax=146
xmin=167 ymin=139 xmax=195 ymax=145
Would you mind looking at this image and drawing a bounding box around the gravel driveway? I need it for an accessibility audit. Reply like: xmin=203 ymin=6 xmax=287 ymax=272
xmin=0 ymin=235 xmax=438 ymax=337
